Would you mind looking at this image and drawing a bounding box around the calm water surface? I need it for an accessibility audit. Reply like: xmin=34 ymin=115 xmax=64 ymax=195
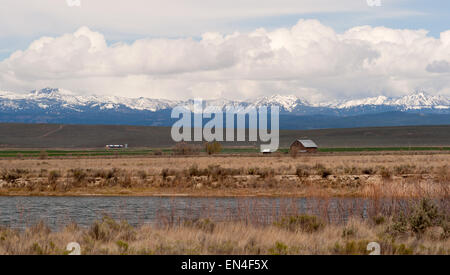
xmin=0 ymin=196 xmax=414 ymax=230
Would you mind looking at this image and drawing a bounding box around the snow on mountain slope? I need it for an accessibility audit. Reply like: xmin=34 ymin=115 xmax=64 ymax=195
xmin=329 ymin=96 xmax=390 ymax=108
xmin=0 ymin=88 xmax=181 ymax=112
xmin=0 ymin=88 xmax=448 ymax=114
xmin=390 ymin=92 xmax=449 ymax=109
xmin=324 ymin=91 xmax=449 ymax=110
xmin=249 ymin=94 xmax=309 ymax=112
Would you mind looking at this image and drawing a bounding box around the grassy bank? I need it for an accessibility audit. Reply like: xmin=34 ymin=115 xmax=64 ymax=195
xmin=0 ymin=199 xmax=448 ymax=255
xmin=0 ymin=154 xmax=448 ymax=197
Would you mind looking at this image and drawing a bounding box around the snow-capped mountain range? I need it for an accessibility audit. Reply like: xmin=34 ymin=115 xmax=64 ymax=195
xmin=324 ymin=93 xmax=449 ymax=110
xmin=0 ymin=88 xmax=449 ymax=129
xmin=0 ymin=88 xmax=181 ymax=112
xmin=0 ymin=88 xmax=448 ymax=113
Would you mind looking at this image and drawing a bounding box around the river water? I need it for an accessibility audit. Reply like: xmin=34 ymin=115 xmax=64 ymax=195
xmin=0 ymin=196 xmax=421 ymax=230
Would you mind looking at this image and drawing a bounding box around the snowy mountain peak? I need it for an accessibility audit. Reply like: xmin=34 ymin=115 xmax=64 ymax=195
xmin=251 ymin=94 xmax=308 ymax=111
xmin=392 ymin=91 xmax=448 ymax=108
xmin=31 ymin=87 xmax=73 ymax=98
xmin=33 ymin=87 xmax=59 ymax=94
xmin=332 ymin=95 xmax=390 ymax=108
xmin=327 ymin=91 xmax=449 ymax=110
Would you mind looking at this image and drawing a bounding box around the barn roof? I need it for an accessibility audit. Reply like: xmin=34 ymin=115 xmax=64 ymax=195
xmin=295 ymin=139 xmax=318 ymax=148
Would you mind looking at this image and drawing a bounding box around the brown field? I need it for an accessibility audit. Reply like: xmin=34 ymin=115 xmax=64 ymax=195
xmin=0 ymin=152 xmax=449 ymax=198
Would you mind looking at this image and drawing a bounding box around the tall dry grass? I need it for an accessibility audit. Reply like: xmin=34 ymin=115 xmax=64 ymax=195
xmin=1 ymin=199 xmax=448 ymax=255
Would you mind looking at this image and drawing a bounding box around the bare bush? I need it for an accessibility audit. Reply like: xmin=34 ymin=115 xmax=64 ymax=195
xmin=205 ymin=142 xmax=222 ymax=155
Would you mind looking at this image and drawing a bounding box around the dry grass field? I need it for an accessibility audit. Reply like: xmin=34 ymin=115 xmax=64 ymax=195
xmin=0 ymin=152 xmax=448 ymax=198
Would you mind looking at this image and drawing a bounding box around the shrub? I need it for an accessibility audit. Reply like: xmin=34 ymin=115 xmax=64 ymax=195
xmin=378 ymin=241 xmax=415 ymax=255
xmin=13 ymin=168 xmax=29 ymax=175
xmin=30 ymin=243 xmax=45 ymax=255
xmin=106 ymin=168 xmax=119 ymax=179
xmin=207 ymin=240 xmax=236 ymax=254
xmin=295 ymin=165 xmax=310 ymax=178
xmin=205 ymin=141 xmax=222 ymax=155
xmin=188 ymin=164 xmax=201 ymax=177
xmin=379 ymin=167 xmax=392 ymax=180
xmin=333 ymin=240 xmax=370 ymax=255
xmin=436 ymin=165 xmax=450 ymax=182
xmin=137 ymin=170 xmax=147 ymax=180
xmin=393 ymin=164 xmax=416 ymax=175
xmin=161 ymin=168 xmax=169 ymax=179
xmin=392 ymin=243 xmax=414 ymax=255
xmin=441 ymin=221 xmax=450 ymax=240
xmin=387 ymin=213 xmax=409 ymax=236
xmin=116 ymin=240 xmax=129 ymax=255
xmin=274 ymin=214 xmax=324 ymax=233
xmin=247 ymin=167 xmax=257 ymax=175
xmin=320 ymin=169 xmax=332 ymax=178
xmin=39 ymin=151 xmax=48 ymax=160
xmin=372 ymin=215 xmax=386 ymax=225
xmin=183 ymin=218 xmax=215 ymax=233
xmin=47 ymin=170 xmax=61 ymax=184
xmin=88 ymin=221 xmax=109 ymax=241
xmin=314 ymin=163 xmax=325 ymax=170
xmin=173 ymin=142 xmax=198 ymax=155
xmin=314 ymin=163 xmax=332 ymax=178
xmin=362 ymin=168 xmax=374 ymax=175
xmin=70 ymin=168 xmax=87 ymax=183
xmin=86 ymin=216 xmax=135 ymax=242
xmin=409 ymin=199 xmax=443 ymax=234
xmin=258 ymin=168 xmax=275 ymax=179
xmin=388 ymin=199 xmax=446 ymax=236
xmin=120 ymin=173 xmax=133 ymax=188
xmin=343 ymin=166 xmax=359 ymax=175
xmin=1 ymin=169 xmax=20 ymax=183
xmin=342 ymin=227 xmax=357 ymax=238
xmin=206 ymin=165 xmax=221 ymax=179
xmin=268 ymin=241 xmax=289 ymax=255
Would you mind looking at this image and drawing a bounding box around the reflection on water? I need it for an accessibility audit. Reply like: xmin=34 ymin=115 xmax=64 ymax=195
xmin=0 ymin=196 xmax=428 ymax=230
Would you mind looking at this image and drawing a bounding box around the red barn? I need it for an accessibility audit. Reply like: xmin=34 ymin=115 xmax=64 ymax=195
xmin=290 ymin=139 xmax=318 ymax=153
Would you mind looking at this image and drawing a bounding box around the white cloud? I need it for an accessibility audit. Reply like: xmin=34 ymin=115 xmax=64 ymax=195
xmin=1 ymin=19 xmax=450 ymax=101
xmin=427 ymin=60 xmax=450 ymax=73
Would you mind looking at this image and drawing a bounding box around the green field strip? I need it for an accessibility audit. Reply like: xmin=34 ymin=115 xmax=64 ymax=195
xmin=0 ymin=146 xmax=449 ymax=157
xmin=318 ymin=147 xmax=450 ymax=152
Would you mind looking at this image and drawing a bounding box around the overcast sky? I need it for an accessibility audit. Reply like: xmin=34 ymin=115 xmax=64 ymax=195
xmin=0 ymin=0 xmax=449 ymax=102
